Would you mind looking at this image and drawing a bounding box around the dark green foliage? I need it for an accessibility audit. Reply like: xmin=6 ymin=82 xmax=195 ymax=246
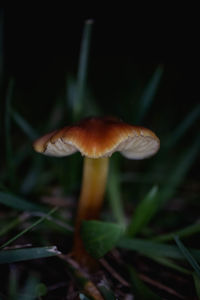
xmin=0 ymin=17 xmax=199 ymax=299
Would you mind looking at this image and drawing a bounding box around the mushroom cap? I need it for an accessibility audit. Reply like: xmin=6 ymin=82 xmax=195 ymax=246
xmin=33 ymin=117 xmax=160 ymax=159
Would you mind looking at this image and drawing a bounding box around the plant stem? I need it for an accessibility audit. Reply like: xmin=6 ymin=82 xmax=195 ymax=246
xmin=73 ymin=157 xmax=109 ymax=268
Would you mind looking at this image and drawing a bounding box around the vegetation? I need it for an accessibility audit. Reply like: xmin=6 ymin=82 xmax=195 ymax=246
xmin=0 ymin=16 xmax=200 ymax=299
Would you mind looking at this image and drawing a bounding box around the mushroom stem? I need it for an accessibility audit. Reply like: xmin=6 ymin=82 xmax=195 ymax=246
xmin=73 ymin=157 xmax=109 ymax=267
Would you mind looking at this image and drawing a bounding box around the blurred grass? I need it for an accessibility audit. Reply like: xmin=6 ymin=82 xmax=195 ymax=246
xmin=0 ymin=17 xmax=199 ymax=299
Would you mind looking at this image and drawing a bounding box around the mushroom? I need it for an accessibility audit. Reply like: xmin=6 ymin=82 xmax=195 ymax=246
xmin=33 ymin=116 xmax=160 ymax=268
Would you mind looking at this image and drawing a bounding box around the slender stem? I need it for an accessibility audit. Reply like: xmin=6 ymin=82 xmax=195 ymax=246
xmin=73 ymin=157 xmax=109 ymax=268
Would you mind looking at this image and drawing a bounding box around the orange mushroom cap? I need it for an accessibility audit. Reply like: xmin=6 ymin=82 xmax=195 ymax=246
xmin=33 ymin=117 xmax=160 ymax=159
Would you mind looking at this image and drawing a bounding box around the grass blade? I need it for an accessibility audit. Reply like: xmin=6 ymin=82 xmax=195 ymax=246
xmin=0 ymin=246 xmax=60 ymax=264
xmin=159 ymin=133 xmax=200 ymax=206
xmin=153 ymin=222 xmax=200 ymax=242
xmin=149 ymin=256 xmax=191 ymax=275
xmin=8 ymin=265 xmax=18 ymax=300
xmin=0 ymin=214 xmax=28 ymax=237
xmin=174 ymin=235 xmax=200 ymax=278
xmin=0 ymin=191 xmax=46 ymax=212
xmin=118 ymin=237 xmax=200 ymax=262
xmin=127 ymin=186 xmax=159 ymax=237
xmin=193 ymin=273 xmax=200 ymax=300
xmin=11 ymin=110 xmax=38 ymax=141
xmin=107 ymin=159 xmax=126 ymax=226
xmin=17 ymin=275 xmax=39 ymax=300
xmin=128 ymin=266 xmax=161 ymax=299
xmin=135 ymin=65 xmax=163 ymax=123
xmin=165 ymin=103 xmax=200 ymax=149
xmin=0 ymin=207 xmax=57 ymax=249
xmin=5 ymin=78 xmax=15 ymax=186
xmin=73 ymin=19 xmax=93 ymax=120
xmin=0 ymin=9 xmax=4 ymax=89
xmin=98 ymin=285 xmax=116 ymax=300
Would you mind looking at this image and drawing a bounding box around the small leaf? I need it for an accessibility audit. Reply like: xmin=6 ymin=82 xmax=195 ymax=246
xmin=0 ymin=246 xmax=61 ymax=264
xmin=127 ymin=186 xmax=159 ymax=237
xmin=174 ymin=236 xmax=200 ymax=278
xmin=81 ymin=221 xmax=124 ymax=259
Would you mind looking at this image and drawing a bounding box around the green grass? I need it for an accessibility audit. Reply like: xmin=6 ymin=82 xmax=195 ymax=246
xmin=0 ymin=18 xmax=199 ymax=299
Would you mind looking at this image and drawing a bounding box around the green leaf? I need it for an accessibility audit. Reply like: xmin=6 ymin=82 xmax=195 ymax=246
xmin=118 ymin=237 xmax=200 ymax=262
xmin=174 ymin=236 xmax=200 ymax=278
xmin=81 ymin=220 xmax=124 ymax=259
xmin=127 ymin=186 xmax=159 ymax=237
xmin=128 ymin=266 xmax=161 ymax=300
xmin=0 ymin=246 xmax=60 ymax=264
xmin=0 ymin=191 xmax=46 ymax=212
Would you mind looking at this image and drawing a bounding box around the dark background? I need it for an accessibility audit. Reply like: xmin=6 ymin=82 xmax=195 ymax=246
xmin=3 ymin=8 xmax=199 ymax=120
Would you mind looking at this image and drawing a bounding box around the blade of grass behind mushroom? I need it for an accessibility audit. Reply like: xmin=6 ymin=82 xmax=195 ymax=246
xmin=134 ymin=65 xmax=163 ymax=124
xmin=0 ymin=10 xmax=4 ymax=91
xmin=4 ymin=78 xmax=15 ymax=188
xmin=11 ymin=109 xmax=39 ymax=141
xmin=127 ymin=185 xmax=159 ymax=237
xmin=139 ymin=103 xmax=200 ymax=189
xmin=70 ymin=20 xmax=93 ymax=121
xmin=158 ymin=132 xmax=200 ymax=207
xmin=164 ymin=103 xmax=200 ymax=150
xmin=107 ymin=157 xmax=126 ymax=226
